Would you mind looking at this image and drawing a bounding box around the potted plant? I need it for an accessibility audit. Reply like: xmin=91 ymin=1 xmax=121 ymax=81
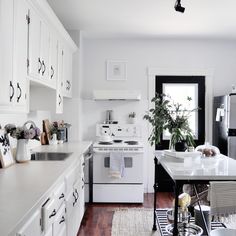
xmin=128 ymin=112 xmax=137 ymax=124
xmin=144 ymin=93 xmax=197 ymax=151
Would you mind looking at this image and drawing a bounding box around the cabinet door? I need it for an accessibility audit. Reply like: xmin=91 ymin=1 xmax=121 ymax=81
xmin=28 ymin=5 xmax=41 ymax=79
xmin=16 ymin=209 xmax=41 ymax=236
xmin=40 ymin=20 xmax=50 ymax=81
xmin=56 ymin=44 xmax=64 ymax=114
xmin=48 ymin=31 xmax=58 ymax=89
xmin=13 ymin=0 xmax=29 ymax=111
xmin=65 ymin=190 xmax=76 ymax=236
xmin=0 ymin=0 xmax=14 ymax=111
xmin=62 ymin=47 xmax=73 ymax=98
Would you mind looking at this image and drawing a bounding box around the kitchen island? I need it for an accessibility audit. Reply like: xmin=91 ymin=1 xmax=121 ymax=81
xmin=0 ymin=141 xmax=92 ymax=236
xmin=153 ymin=152 xmax=236 ymax=235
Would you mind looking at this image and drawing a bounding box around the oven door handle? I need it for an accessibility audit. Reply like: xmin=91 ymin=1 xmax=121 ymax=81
xmin=93 ymin=150 xmax=144 ymax=154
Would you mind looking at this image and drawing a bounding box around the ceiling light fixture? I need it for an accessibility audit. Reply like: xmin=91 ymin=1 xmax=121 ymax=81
xmin=174 ymin=0 xmax=185 ymax=13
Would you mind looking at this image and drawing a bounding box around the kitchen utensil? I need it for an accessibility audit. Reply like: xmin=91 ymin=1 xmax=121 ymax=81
xmin=166 ymin=209 xmax=191 ymax=224
xmin=165 ymin=223 xmax=203 ymax=236
xmin=106 ymin=110 xmax=114 ymax=124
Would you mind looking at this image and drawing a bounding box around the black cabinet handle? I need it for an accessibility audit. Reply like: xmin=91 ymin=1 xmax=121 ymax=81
xmin=68 ymin=81 xmax=71 ymax=90
xmin=17 ymin=83 xmax=22 ymax=102
xmin=75 ymin=189 xmax=79 ymax=199
xmin=49 ymin=209 xmax=56 ymax=218
xmin=38 ymin=58 xmax=42 ymax=73
xmin=51 ymin=66 xmax=54 ymax=79
xmin=73 ymin=192 xmax=77 ymax=206
xmin=59 ymin=216 xmax=65 ymax=224
xmin=82 ymin=162 xmax=85 ymax=166
xmin=59 ymin=94 xmax=62 ymax=105
xmin=10 ymin=81 xmax=14 ymax=102
xmin=42 ymin=60 xmax=46 ymax=75
xmin=59 ymin=193 xmax=64 ymax=200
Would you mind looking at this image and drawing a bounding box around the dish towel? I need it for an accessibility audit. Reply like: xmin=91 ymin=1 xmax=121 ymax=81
xmin=210 ymin=181 xmax=236 ymax=222
xmin=109 ymin=152 xmax=125 ymax=179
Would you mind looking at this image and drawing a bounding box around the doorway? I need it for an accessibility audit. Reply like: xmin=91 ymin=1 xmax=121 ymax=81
xmin=156 ymin=75 xmax=205 ymax=149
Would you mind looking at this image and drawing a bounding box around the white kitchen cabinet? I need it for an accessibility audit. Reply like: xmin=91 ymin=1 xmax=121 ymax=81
xmin=16 ymin=209 xmax=41 ymax=236
xmin=48 ymin=31 xmax=58 ymax=89
xmin=28 ymin=4 xmax=52 ymax=88
xmin=65 ymin=157 xmax=85 ymax=236
xmin=0 ymin=0 xmax=28 ymax=113
xmin=62 ymin=46 xmax=73 ymax=98
xmin=0 ymin=0 xmax=14 ymax=111
xmin=27 ymin=3 xmax=41 ymax=80
xmin=13 ymin=0 xmax=29 ymax=111
xmin=40 ymin=20 xmax=50 ymax=81
xmin=56 ymin=43 xmax=64 ymax=113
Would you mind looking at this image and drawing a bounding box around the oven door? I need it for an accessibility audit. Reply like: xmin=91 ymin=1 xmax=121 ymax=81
xmin=93 ymin=152 xmax=143 ymax=184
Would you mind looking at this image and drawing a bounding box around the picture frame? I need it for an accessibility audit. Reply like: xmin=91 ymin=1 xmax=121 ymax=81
xmin=0 ymin=129 xmax=14 ymax=168
xmin=107 ymin=60 xmax=127 ymax=81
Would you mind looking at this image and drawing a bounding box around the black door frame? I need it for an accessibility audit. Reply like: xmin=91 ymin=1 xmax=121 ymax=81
xmin=156 ymin=75 xmax=205 ymax=149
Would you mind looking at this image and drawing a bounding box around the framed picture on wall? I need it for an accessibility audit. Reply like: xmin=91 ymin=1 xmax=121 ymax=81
xmin=0 ymin=129 xmax=14 ymax=168
xmin=107 ymin=60 xmax=127 ymax=81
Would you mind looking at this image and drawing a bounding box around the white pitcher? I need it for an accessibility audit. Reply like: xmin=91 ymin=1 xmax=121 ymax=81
xmin=16 ymin=139 xmax=31 ymax=162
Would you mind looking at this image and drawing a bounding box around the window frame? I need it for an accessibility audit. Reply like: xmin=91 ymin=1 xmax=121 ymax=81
xmin=155 ymin=75 xmax=205 ymax=149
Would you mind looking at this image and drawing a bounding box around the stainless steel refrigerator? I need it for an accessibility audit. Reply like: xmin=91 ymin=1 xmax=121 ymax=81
xmin=213 ymin=94 xmax=236 ymax=159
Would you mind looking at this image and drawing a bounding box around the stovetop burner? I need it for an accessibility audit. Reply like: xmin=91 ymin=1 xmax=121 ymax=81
xmin=124 ymin=141 xmax=139 ymax=145
xmin=98 ymin=141 xmax=113 ymax=145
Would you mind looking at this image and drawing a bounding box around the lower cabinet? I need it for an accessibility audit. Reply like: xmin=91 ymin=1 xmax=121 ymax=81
xmin=16 ymin=152 xmax=87 ymax=236
xmin=16 ymin=209 xmax=41 ymax=236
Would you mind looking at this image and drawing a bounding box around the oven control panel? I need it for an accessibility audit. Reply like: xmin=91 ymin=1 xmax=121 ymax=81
xmin=96 ymin=124 xmax=141 ymax=137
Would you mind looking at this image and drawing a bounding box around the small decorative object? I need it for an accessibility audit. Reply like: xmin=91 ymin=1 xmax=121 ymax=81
xmin=0 ymin=129 xmax=14 ymax=168
xmin=144 ymin=93 xmax=198 ymax=150
xmin=128 ymin=112 xmax=137 ymax=124
xmin=195 ymin=142 xmax=220 ymax=157
xmin=5 ymin=121 xmax=40 ymax=163
xmin=107 ymin=60 xmax=127 ymax=81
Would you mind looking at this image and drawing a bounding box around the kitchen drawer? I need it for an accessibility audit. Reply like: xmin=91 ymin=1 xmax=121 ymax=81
xmin=42 ymin=198 xmax=61 ymax=232
xmin=53 ymin=203 xmax=66 ymax=236
xmin=54 ymin=181 xmax=65 ymax=209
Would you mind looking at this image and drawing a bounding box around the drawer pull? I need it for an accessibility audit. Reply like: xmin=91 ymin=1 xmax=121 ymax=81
xmin=75 ymin=189 xmax=79 ymax=199
xmin=73 ymin=192 xmax=77 ymax=206
xmin=82 ymin=162 xmax=85 ymax=166
xmin=59 ymin=193 xmax=64 ymax=199
xmin=59 ymin=216 xmax=65 ymax=224
xmin=49 ymin=209 xmax=56 ymax=218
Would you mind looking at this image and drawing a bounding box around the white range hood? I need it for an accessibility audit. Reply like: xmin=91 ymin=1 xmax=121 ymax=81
xmin=93 ymin=90 xmax=141 ymax=101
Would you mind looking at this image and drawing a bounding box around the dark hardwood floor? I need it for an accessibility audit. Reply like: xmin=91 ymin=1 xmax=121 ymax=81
xmin=77 ymin=192 xmax=173 ymax=236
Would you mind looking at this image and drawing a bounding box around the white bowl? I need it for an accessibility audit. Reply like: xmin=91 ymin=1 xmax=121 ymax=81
xmin=210 ymin=228 xmax=236 ymax=236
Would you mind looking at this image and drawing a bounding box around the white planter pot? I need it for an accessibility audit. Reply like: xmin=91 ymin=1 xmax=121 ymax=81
xmin=129 ymin=117 xmax=137 ymax=124
xmin=16 ymin=139 xmax=31 ymax=163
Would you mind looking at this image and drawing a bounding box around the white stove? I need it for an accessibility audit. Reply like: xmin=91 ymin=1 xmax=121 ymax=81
xmin=92 ymin=124 xmax=144 ymax=203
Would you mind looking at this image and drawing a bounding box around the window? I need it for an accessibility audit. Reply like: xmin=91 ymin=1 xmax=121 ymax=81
xmin=156 ymin=76 xmax=205 ymax=149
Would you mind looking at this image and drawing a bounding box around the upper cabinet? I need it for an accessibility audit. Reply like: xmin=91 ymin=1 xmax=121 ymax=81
xmin=0 ymin=0 xmax=28 ymax=113
xmin=62 ymin=46 xmax=73 ymax=98
xmin=28 ymin=3 xmax=53 ymax=88
xmin=0 ymin=0 xmax=77 ymax=113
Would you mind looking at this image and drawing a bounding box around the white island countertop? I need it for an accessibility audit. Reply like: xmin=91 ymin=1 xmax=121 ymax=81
xmin=158 ymin=153 xmax=236 ymax=180
xmin=0 ymin=141 xmax=92 ymax=236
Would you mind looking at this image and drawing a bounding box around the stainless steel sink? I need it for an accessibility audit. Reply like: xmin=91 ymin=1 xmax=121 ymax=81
xmin=31 ymin=152 xmax=72 ymax=161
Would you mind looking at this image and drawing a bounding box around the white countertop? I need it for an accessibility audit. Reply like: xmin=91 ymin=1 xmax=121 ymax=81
xmin=157 ymin=153 xmax=236 ymax=180
xmin=0 ymin=141 xmax=92 ymax=236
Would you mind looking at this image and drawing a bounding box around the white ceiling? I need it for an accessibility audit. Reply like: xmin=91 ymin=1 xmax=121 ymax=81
xmin=47 ymin=0 xmax=236 ymax=39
